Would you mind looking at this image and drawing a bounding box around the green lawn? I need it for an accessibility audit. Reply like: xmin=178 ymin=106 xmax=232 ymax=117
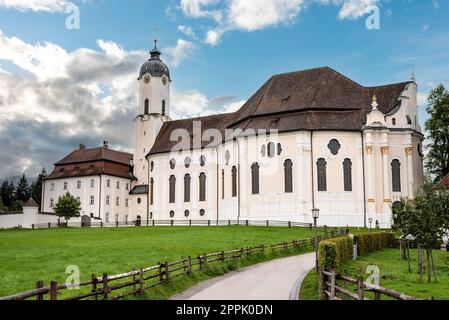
xmin=300 ymin=248 xmax=449 ymax=300
xmin=0 ymin=226 xmax=319 ymax=297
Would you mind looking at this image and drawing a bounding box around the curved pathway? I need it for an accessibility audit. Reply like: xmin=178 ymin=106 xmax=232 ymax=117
xmin=171 ymin=252 xmax=315 ymax=301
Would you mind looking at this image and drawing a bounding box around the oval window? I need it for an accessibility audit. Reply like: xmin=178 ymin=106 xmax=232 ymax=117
xmin=169 ymin=159 xmax=176 ymax=170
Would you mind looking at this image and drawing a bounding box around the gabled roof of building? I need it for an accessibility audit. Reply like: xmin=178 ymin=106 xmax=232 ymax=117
xmin=55 ymin=146 xmax=133 ymax=166
xmin=148 ymin=67 xmax=412 ymax=156
xmin=24 ymin=198 xmax=39 ymax=208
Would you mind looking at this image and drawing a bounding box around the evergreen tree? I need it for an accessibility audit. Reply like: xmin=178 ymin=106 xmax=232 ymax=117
xmin=0 ymin=180 xmax=15 ymax=208
xmin=15 ymin=174 xmax=30 ymax=202
xmin=425 ymin=84 xmax=449 ymax=183
xmin=31 ymin=168 xmax=47 ymax=206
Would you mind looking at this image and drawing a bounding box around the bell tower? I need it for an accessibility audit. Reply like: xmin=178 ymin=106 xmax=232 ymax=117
xmin=133 ymin=39 xmax=171 ymax=185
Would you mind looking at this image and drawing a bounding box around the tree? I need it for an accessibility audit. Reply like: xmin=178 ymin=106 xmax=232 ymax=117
xmin=15 ymin=175 xmax=30 ymax=202
xmin=54 ymin=193 xmax=81 ymax=222
xmin=392 ymin=181 xmax=449 ymax=282
xmin=425 ymin=84 xmax=449 ymax=183
xmin=0 ymin=180 xmax=15 ymax=208
xmin=30 ymin=168 xmax=47 ymax=207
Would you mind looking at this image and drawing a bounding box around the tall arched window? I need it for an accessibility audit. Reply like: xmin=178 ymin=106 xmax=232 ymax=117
xmin=232 ymin=166 xmax=238 ymax=197
xmin=391 ymin=160 xmax=402 ymax=192
xmin=184 ymin=174 xmax=191 ymax=203
xmin=199 ymin=173 xmax=206 ymax=202
xmin=251 ymin=163 xmax=260 ymax=195
xmin=150 ymin=178 xmax=154 ymax=205
xmin=317 ymin=158 xmax=327 ymax=192
xmin=343 ymin=159 xmax=353 ymax=192
xmin=169 ymin=175 xmax=176 ymax=203
xmin=162 ymin=100 xmax=166 ymax=116
xmin=284 ymin=160 xmax=293 ymax=193
xmin=144 ymin=99 xmax=149 ymax=114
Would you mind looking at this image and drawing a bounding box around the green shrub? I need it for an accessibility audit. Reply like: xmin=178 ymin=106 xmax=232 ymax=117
xmin=318 ymin=236 xmax=354 ymax=270
xmin=353 ymin=232 xmax=395 ymax=256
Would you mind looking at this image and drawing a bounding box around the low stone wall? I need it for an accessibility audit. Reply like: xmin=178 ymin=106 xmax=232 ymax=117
xmin=0 ymin=207 xmax=60 ymax=229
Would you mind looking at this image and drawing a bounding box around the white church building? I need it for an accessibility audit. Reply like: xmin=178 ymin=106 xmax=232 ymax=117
xmin=42 ymin=41 xmax=424 ymax=228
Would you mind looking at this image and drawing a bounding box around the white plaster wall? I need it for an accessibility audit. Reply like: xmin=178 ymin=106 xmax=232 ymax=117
xmin=0 ymin=214 xmax=23 ymax=229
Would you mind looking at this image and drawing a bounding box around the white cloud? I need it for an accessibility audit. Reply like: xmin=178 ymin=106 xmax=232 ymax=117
xmin=177 ymin=0 xmax=382 ymax=45
xmin=178 ymin=25 xmax=197 ymax=39
xmin=0 ymin=30 xmax=241 ymax=177
xmin=417 ymin=92 xmax=429 ymax=108
xmin=0 ymin=0 xmax=73 ymax=13
xmin=164 ymin=39 xmax=198 ymax=68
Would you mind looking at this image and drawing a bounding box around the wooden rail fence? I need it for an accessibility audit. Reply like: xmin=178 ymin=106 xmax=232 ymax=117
xmin=31 ymin=219 xmax=317 ymax=230
xmin=319 ymin=269 xmax=422 ymax=301
xmin=0 ymin=229 xmax=348 ymax=301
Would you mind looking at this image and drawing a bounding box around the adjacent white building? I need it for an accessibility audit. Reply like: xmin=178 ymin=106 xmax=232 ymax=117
xmin=43 ymin=41 xmax=425 ymax=228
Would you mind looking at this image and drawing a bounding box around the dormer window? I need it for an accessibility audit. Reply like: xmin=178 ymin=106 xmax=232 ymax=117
xmin=74 ymin=167 xmax=80 ymax=172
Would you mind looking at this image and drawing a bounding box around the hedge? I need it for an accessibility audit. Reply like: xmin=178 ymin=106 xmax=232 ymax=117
xmin=353 ymin=232 xmax=396 ymax=256
xmin=318 ymin=236 xmax=354 ymax=270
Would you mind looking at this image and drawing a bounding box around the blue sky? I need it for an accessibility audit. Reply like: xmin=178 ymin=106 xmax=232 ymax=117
xmin=0 ymin=0 xmax=448 ymax=177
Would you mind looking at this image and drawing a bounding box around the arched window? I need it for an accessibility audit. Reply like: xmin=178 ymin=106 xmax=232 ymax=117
xmin=391 ymin=160 xmax=402 ymax=192
xmin=169 ymin=175 xmax=176 ymax=203
xmin=144 ymin=99 xmax=149 ymax=114
xmin=199 ymin=173 xmax=206 ymax=202
xmin=251 ymin=163 xmax=260 ymax=195
xmin=169 ymin=159 xmax=176 ymax=170
xmin=184 ymin=174 xmax=191 ymax=203
xmin=277 ymin=143 xmax=283 ymax=156
xmin=267 ymin=142 xmax=275 ymax=158
xmin=317 ymin=158 xmax=327 ymax=192
xmin=150 ymin=178 xmax=154 ymax=205
xmin=162 ymin=100 xmax=166 ymax=116
xmin=343 ymin=158 xmax=353 ymax=192
xmin=284 ymin=160 xmax=293 ymax=193
xmin=232 ymin=166 xmax=238 ymax=197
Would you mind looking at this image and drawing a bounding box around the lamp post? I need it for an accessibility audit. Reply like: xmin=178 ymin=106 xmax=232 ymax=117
xmin=368 ymin=218 xmax=373 ymax=230
xmin=312 ymin=208 xmax=320 ymax=272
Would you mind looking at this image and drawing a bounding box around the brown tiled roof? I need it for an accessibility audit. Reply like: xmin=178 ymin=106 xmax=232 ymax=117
xmin=24 ymin=198 xmax=39 ymax=208
xmin=45 ymin=147 xmax=134 ymax=181
xmin=55 ymin=147 xmax=132 ymax=166
xmin=149 ymin=67 xmax=411 ymax=155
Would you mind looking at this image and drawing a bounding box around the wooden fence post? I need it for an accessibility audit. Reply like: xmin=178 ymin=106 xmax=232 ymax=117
xmin=152 ymin=219 xmax=155 ymax=227
xmin=221 ymin=251 xmax=225 ymax=262
xmin=164 ymin=262 xmax=170 ymax=282
xmin=102 ymin=273 xmax=109 ymax=300
xmin=288 ymin=221 xmax=291 ymax=228
xmin=198 ymin=256 xmax=202 ymax=270
xmin=171 ymin=220 xmax=174 ymax=227
xmin=246 ymin=220 xmax=249 ymax=227
xmin=228 ymin=219 xmax=231 ymax=226
xmin=329 ymin=271 xmax=336 ymax=300
xmin=374 ymin=291 xmax=381 ymax=300
xmin=139 ymin=268 xmax=144 ymax=295
xmin=48 ymin=222 xmax=51 ymax=229
xmin=318 ymin=269 xmax=325 ymax=300
xmin=158 ymin=262 xmax=163 ymax=282
xmin=116 ymin=221 xmax=118 ymax=227
xmin=357 ymin=278 xmax=365 ymax=300
xmin=132 ymin=269 xmax=137 ymax=293
xmin=189 ymin=220 xmax=192 ymax=227
xmin=187 ymin=256 xmax=192 ymax=276
xmin=36 ymin=281 xmax=44 ymax=300
xmin=32 ymin=224 xmax=35 ymax=230
xmin=208 ymin=220 xmax=211 ymax=226
xmin=91 ymin=274 xmax=98 ymax=300
xmin=100 ymin=222 xmax=103 ymax=228
xmin=50 ymin=281 xmax=58 ymax=300
xmin=267 ymin=220 xmax=269 ymax=227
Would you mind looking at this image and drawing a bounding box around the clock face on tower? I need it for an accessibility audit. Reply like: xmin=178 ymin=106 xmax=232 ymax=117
xmin=143 ymin=75 xmax=150 ymax=84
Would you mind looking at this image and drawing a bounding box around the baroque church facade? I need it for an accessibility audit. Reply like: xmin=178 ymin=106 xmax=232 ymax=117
xmin=42 ymin=42 xmax=424 ymax=228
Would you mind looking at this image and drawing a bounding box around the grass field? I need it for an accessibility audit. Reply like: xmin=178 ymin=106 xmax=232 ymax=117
xmin=300 ymin=248 xmax=449 ymax=300
xmin=0 ymin=225 xmax=319 ymax=297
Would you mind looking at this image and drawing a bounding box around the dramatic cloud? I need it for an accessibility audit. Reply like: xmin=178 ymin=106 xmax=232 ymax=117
xmin=0 ymin=0 xmax=73 ymax=13
xmin=178 ymin=0 xmax=381 ymax=45
xmin=0 ymin=31 xmax=241 ymax=177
